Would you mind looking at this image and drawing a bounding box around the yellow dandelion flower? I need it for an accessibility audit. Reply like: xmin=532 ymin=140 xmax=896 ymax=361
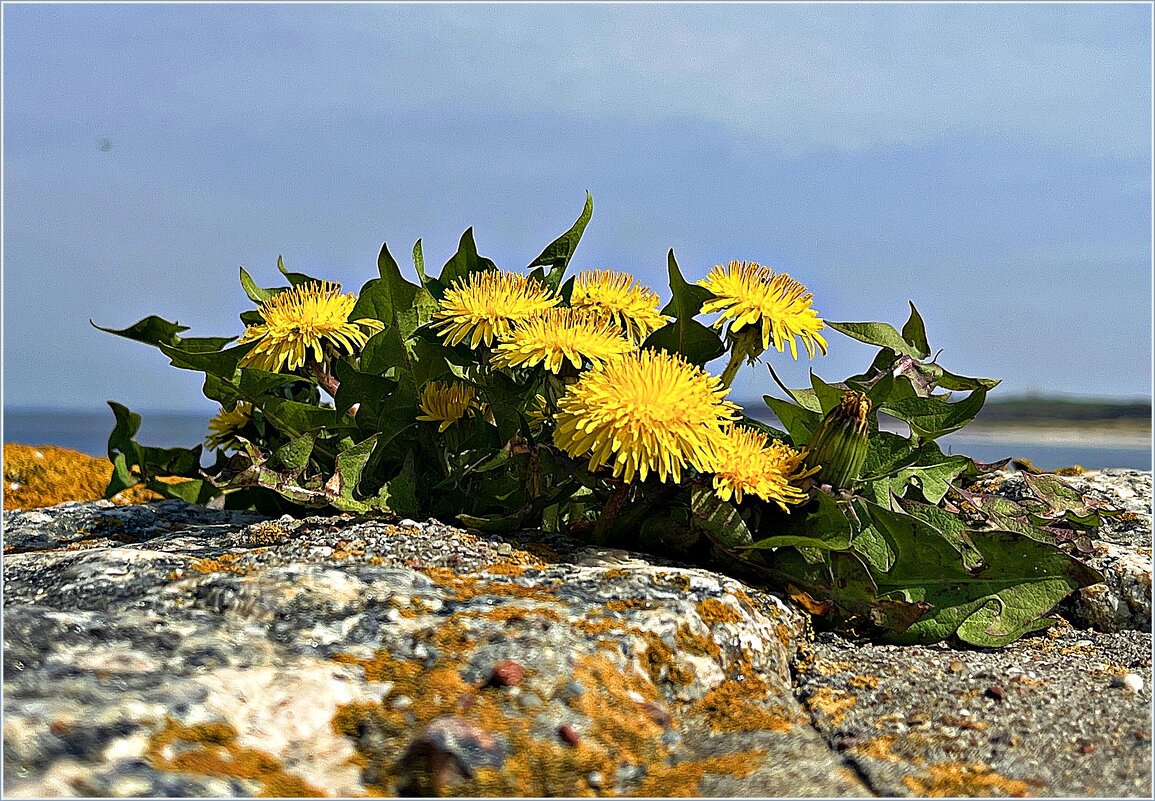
xmin=491 ymin=308 xmax=636 ymax=373
xmin=711 ymin=425 xmax=817 ymax=510
xmin=205 ymin=401 xmax=253 ymax=451
xmin=553 ymin=349 xmax=739 ymax=484
xmin=237 ymin=281 xmax=384 ymax=373
xmin=432 ymin=270 xmax=559 ymax=349
xmin=417 ymin=381 xmax=477 ymax=432
xmin=698 ymin=260 xmax=828 ymax=359
xmin=570 ymin=270 xmax=671 ymax=342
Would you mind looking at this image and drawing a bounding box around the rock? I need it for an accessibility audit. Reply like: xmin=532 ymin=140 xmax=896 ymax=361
xmin=3 ymin=498 xmax=860 ymax=797
xmin=794 ymin=623 xmax=1152 ymax=798
xmin=3 ymin=467 xmax=1149 ymax=797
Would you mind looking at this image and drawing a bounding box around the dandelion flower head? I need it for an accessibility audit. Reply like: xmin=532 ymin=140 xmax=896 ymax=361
xmin=698 ymin=260 xmax=827 ymax=359
xmin=711 ymin=425 xmax=817 ymax=509
xmin=553 ymin=349 xmax=738 ymax=484
xmin=416 ymin=381 xmax=477 ymax=432
xmin=570 ymin=270 xmax=670 ymax=343
xmin=237 ymin=281 xmax=383 ymax=373
xmin=432 ymin=270 xmax=559 ymax=348
xmin=492 ymin=307 xmax=635 ymax=373
xmin=205 ymin=401 xmax=253 ymax=451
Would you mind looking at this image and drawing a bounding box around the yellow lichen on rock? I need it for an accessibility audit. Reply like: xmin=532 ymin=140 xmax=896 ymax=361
xmin=145 ymin=718 xmax=326 ymax=798
xmin=3 ymin=443 xmax=163 ymax=509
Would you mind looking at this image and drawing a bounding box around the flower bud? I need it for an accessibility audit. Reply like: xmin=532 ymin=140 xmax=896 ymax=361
xmin=804 ymin=391 xmax=871 ymax=489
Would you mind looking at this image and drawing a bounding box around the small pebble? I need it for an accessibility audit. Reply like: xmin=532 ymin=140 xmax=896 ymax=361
xmin=1111 ymin=673 xmax=1144 ymax=693
xmin=496 ymin=543 xmax=513 ymax=556
xmin=392 ymin=695 xmax=413 ymax=710
xmin=948 ymin=659 xmax=966 ymax=673
xmin=558 ymin=723 xmax=581 ymax=746
xmin=984 ymin=685 xmax=1007 ymax=702
xmin=585 ymin=771 xmax=604 ymax=789
xmin=398 ymin=519 xmax=420 ymax=528
xmin=488 ymin=659 xmax=524 ymax=688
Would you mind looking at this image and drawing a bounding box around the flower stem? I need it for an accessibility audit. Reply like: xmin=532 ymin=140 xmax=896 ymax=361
xmin=719 ymin=348 xmax=745 ymax=388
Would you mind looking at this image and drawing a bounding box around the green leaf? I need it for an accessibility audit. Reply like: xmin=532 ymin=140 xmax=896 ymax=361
xmin=932 ymin=368 xmax=1001 ymax=392
xmin=643 ymin=250 xmax=724 ymax=365
xmin=860 ymin=431 xmax=920 ymax=479
xmin=93 ymin=316 xmax=189 ymax=348
xmin=643 ymin=319 xmax=725 ymax=366
xmin=861 ymin=501 xmax=1100 ymax=646
xmin=762 ymin=396 xmax=820 ymax=444
xmin=691 ymin=488 xmax=752 ymax=549
xmin=746 ymin=491 xmax=852 ymax=550
xmin=413 ymin=239 xmax=428 ymax=287
xmin=352 ymin=242 xmax=437 ymax=341
xmin=767 ymin=364 xmax=822 ymax=413
xmin=894 ymin=496 xmax=986 ymax=571
xmin=900 ymin=301 xmax=931 ymax=359
xmin=809 ymin=372 xmax=844 ymax=415
xmin=436 ymin=228 xmax=499 ymax=295
xmin=271 ymin=431 xmax=318 ymax=473
xmin=527 ymin=192 xmax=593 ymax=291
xmin=883 ymin=388 xmax=988 ymax=440
xmin=157 ymin=342 xmax=252 ymax=379
xmin=323 ymin=435 xmax=378 ymax=508
xmin=826 ymin=320 xmax=922 ymax=358
xmin=239 ymin=266 xmax=276 ymax=304
xmin=260 ymin=397 xmax=345 ymax=435
xmin=277 ymin=255 xmax=322 ymax=287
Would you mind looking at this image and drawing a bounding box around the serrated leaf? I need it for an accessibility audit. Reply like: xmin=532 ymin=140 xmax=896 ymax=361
xmin=882 ymin=388 xmax=988 ymax=440
xmin=900 ymin=301 xmax=931 ymax=358
xmin=277 ymin=255 xmax=322 ymax=287
xmin=644 ymin=250 xmax=724 ymax=366
xmin=826 ymin=320 xmax=922 ymax=358
xmin=643 ymin=319 xmax=725 ymax=366
xmin=93 ymin=316 xmax=189 ymax=348
xmin=862 ymin=501 xmax=1101 ymax=647
xmin=809 ymin=372 xmax=844 ymax=414
xmin=352 ymin=241 xmax=437 ymax=341
xmin=436 ymin=228 xmax=499 ymax=295
xmin=527 ymin=192 xmax=593 ymax=291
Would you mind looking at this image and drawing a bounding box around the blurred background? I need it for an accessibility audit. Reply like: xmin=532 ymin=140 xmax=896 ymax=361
xmin=3 ymin=3 xmax=1151 ymax=470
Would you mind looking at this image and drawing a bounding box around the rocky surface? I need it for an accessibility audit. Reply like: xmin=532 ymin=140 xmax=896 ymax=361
xmin=2 ymin=469 xmax=1151 ymax=797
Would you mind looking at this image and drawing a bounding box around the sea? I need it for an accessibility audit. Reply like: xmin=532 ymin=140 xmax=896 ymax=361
xmin=3 ymin=407 xmax=1151 ymax=472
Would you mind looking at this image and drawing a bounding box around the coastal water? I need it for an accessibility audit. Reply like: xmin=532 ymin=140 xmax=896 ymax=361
xmin=3 ymin=408 xmax=1151 ymax=472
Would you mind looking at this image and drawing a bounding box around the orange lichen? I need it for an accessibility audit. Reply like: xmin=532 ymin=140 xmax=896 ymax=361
xmin=689 ymin=677 xmax=796 ymax=734
xmin=674 ymin=623 xmax=721 ymax=659
xmin=696 ymin=597 xmax=745 ymax=625
xmin=188 ymin=552 xmax=264 ymax=575
xmin=631 ymin=750 xmax=767 ymax=797
xmin=3 ymin=443 xmax=165 ymax=509
xmin=847 ymin=674 xmax=881 ymax=690
xmin=804 ymin=687 xmax=858 ymax=725
xmin=640 ymin=630 xmax=696 ymax=686
xmin=901 ymin=761 xmax=1033 ymax=797
xmin=146 ymin=719 xmax=325 ymax=797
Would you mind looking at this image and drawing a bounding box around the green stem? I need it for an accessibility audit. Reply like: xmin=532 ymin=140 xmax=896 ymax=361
xmin=719 ymin=347 xmax=745 ymax=388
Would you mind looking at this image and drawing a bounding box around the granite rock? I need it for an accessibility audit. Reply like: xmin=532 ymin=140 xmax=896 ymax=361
xmin=3 ymin=499 xmax=861 ymax=797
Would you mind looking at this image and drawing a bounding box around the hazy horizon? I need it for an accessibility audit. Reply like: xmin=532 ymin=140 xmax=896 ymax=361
xmin=3 ymin=3 xmax=1151 ymax=415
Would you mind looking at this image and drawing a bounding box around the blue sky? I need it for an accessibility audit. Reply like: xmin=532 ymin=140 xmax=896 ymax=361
xmin=3 ymin=2 xmax=1151 ymax=414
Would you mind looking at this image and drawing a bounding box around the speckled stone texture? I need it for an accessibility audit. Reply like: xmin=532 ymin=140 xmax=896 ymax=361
xmin=3 ymin=468 xmax=1150 ymax=798
xmin=3 ymin=499 xmax=862 ymax=797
